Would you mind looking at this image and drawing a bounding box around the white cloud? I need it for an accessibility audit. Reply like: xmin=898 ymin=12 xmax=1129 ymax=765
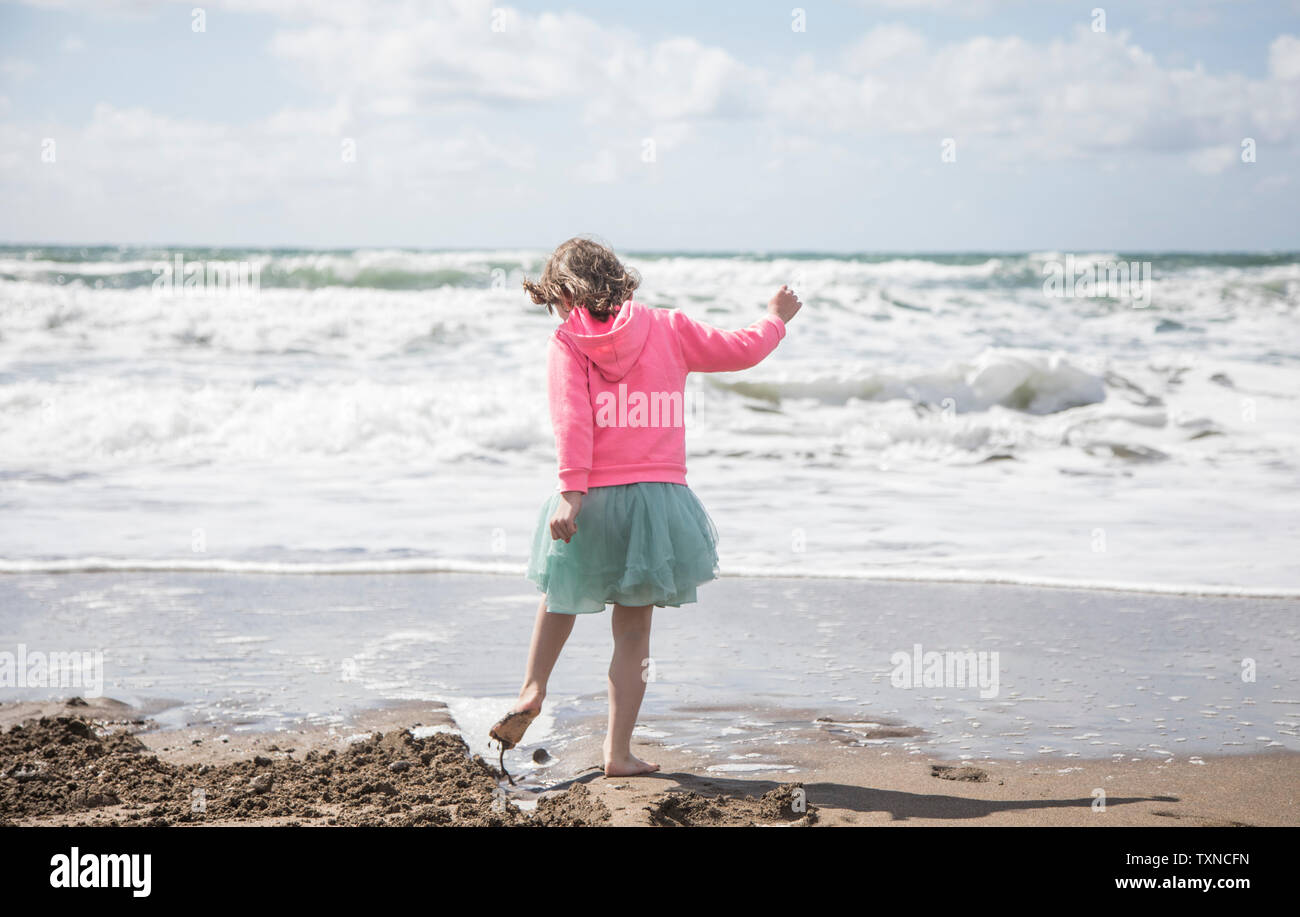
xmin=2 ymin=0 xmax=1297 ymax=245
xmin=1188 ymin=145 xmax=1239 ymax=174
xmin=843 ymin=24 xmax=929 ymax=72
xmin=576 ymin=148 xmax=619 ymax=184
xmin=1 ymin=57 xmax=37 ymax=80
xmin=772 ymin=25 xmax=1300 ymax=164
xmin=849 ymin=0 xmax=1016 ymax=13
xmin=1270 ymin=34 xmax=1300 ymax=81
xmin=264 ymin=0 xmax=759 ymax=138
xmin=15 ymin=3 xmax=1295 ymax=170
xmin=596 ymin=37 xmax=762 ymax=122
xmin=0 ymin=97 xmax=537 ymax=218
xmin=1255 ymin=172 xmax=1292 ymax=193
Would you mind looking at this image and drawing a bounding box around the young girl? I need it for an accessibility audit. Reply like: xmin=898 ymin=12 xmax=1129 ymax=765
xmin=489 ymin=237 xmax=800 ymax=778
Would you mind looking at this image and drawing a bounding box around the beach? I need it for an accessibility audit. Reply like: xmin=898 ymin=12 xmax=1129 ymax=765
xmin=2 ymin=572 xmax=1297 ymax=826
xmin=1 ymin=247 xmax=1297 ymax=828
xmin=3 ymin=0 xmax=1298 ymax=871
xmin=3 ymin=696 xmax=1295 ymax=828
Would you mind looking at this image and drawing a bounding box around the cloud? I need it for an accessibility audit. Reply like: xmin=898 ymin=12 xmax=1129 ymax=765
xmin=2 ymin=0 xmax=1297 ymax=245
xmin=1271 ymin=34 xmax=1300 ymax=81
xmin=264 ymin=0 xmax=760 ymax=137
xmin=0 ymin=97 xmax=537 ymax=218
xmin=1 ymin=57 xmax=37 ymax=80
xmin=576 ymin=148 xmax=619 ymax=184
xmin=12 ymin=2 xmax=1296 ymax=168
xmin=848 ymin=0 xmax=1018 ymax=14
xmin=1188 ymin=145 xmax=1239 ymax=174
xmin=772 ymin=24 xmax=1300 ymax=166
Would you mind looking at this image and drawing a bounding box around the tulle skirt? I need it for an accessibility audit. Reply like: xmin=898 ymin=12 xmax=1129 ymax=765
xmin=526 ymin=482 xmax=720 ymax=614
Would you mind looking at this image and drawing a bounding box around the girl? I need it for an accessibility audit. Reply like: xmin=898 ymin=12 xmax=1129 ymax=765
xmin=490 ymin=237 xmax=800 ymax=778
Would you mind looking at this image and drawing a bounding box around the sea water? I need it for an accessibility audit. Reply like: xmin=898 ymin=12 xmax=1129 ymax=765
xmin=1 ymin=246 xmax=1296 ymax=592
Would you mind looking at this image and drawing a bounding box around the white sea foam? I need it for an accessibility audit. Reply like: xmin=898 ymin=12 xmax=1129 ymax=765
xmin=1 ymin=557 xmax=1297 ymax=598
xmin=1 ymin=248 xmax=1297 ymax=592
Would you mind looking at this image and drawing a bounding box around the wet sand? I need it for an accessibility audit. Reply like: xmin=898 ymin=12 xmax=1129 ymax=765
xmin=3 ymin=571 xmax=1297 ymax=767
xmin=2 ymin=697 xmax=1295 ymax=827
xmin=4 ymin=571 xmax=1298 ymax=826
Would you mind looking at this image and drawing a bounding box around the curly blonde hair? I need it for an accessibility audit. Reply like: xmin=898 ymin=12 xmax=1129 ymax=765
xmin=522 ymin=237 xmax=640 ymax=320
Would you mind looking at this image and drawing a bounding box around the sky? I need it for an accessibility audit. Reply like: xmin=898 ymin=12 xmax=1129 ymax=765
xmin=1 ymin=0 xmax=1298 ymax=251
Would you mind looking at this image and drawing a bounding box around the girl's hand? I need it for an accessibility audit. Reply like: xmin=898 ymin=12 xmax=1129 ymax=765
xmin=768 ymin=285 xmax=802 ymax=323
xmin=549 ymin=491 xmax=583 ymax=542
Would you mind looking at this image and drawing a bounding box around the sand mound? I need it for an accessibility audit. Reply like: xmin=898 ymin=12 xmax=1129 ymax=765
xmin=645 ymin=783 xmax=817 ymax=826
xmin=532 ymin=783 xmax=611 ymax=827
xmin=930 ymin=764 xmax=989 ymax=783
xmin=0 ymin=715 xmax=609 ymax=827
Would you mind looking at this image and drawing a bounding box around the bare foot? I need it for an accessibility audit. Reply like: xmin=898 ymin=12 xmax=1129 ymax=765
xmin=603 ymin=752 xmax=660 ymax=777
xmin=489 ymin=689 xmax=546 ymax=751
xmin=512 ymin=687 xmax=544 ymax=716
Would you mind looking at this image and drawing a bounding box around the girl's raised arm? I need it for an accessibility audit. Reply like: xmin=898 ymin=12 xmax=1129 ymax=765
xmin=669 ymin=307 xmax=788 ymax=373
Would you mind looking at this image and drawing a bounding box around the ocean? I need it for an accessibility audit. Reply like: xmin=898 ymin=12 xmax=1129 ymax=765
xmin=2 ymin=245 xmax=1296 ymax=593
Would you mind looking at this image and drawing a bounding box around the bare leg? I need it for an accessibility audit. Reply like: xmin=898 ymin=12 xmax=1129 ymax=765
xmin=604 ymin=603 xmax=660 ymax=776
xmin=513 ymin=596 xmax=576 ymax=715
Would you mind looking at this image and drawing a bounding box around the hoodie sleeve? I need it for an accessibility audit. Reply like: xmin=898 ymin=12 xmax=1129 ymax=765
xmin=547 ymin=333 xmax=593 ymax=493
xmin=669 ymin=310 xmax=787 ymax=373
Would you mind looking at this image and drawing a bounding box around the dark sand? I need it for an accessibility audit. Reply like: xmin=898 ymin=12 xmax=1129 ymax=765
xmin=2 ymin=696 xmax=1295 ymax=827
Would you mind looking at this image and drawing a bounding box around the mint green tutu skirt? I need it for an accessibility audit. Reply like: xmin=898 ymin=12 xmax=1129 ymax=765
xmin=526 ymin=482 xmax=720 ymax=614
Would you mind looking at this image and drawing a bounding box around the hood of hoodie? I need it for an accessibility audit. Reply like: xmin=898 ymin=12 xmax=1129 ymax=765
xmin=555 ymin=300 xmax=650 ymax=382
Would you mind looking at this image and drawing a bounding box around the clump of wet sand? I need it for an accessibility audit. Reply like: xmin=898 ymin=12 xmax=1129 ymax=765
xmin=930 ymin=764 xmax=990 ymax=783
xmin=645 ymin=783 xmax=817 ymax=827
xmin=0 ymin=713 xmax=610 ymax=827
xmin=532 ymin=783 xmax=611 ymax=827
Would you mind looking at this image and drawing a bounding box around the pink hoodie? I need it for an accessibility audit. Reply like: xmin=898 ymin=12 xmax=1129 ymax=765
xmin=547 ymin=300 xmax=787 ymax=493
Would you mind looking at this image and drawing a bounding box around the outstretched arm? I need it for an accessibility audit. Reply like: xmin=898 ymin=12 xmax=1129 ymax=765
xmin=671 ymin=285 xmax=801 ymax=372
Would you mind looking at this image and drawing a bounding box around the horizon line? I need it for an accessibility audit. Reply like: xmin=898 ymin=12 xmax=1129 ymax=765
xmin=3 ymin=241 xmax=1298 ymax=257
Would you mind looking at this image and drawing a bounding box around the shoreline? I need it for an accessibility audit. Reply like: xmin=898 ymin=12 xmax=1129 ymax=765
xmin=2 ymin=697 xmax=1297 ymax=827
xmin=3 ymin=571 xmax=1296 ymax=765
xmin=3 ymin=559 xmax=1298 ymax=599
